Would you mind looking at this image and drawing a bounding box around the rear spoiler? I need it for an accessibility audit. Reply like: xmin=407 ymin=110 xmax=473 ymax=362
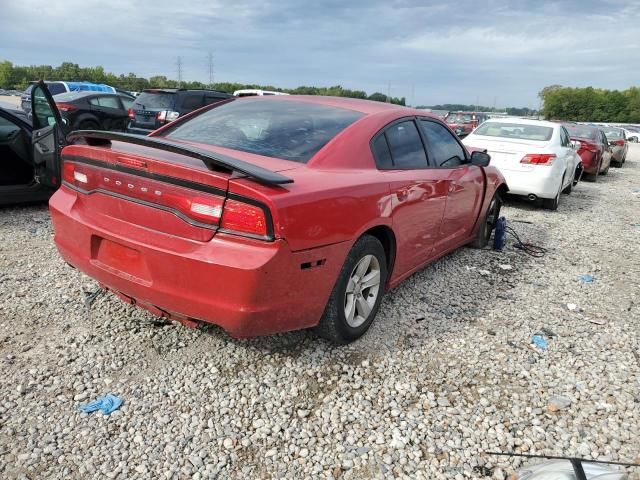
xmin=66 ymin=130 xmax=294 ymax=186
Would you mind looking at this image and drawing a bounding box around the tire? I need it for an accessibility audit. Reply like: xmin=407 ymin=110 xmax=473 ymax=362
xmin=543 ymin=180 xmax=562 ymax=211
xmin=314 ymin=235 xmax=388 ymax=344
xmin=562 ymin=178 xmax=572 ymax=194
xmin=469 ymin=192 xmax=502 ymax=249
xmin=584 ymin=172 xmax=598 ymax=182
xmin=601 ymin=163 xmax=610 ymax=174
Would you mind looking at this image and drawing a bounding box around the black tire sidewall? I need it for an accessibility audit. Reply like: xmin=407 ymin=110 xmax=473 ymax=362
xmin=320 ymin=236 xmax=388 ymax=343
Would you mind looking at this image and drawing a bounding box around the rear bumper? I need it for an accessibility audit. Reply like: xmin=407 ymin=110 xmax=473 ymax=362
xmin=498 ymin=166 xmax=561 ymax=199
xmin=579 ymin=151 xmax=599 ymax=174
xmin=49 ymin=187 xmax=349 ymax=338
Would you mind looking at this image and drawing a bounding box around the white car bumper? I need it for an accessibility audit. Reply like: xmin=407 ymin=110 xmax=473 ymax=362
xmin=499 ymin=166 xmax=562 ymax=199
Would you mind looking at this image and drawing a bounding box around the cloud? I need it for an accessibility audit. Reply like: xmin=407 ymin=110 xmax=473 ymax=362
xmin=1 ymin=0 xmax=639 ymax=106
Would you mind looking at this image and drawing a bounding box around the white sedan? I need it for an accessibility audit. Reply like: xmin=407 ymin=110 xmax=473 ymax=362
xmin=462 ymin=118 xmax=582 ymax=210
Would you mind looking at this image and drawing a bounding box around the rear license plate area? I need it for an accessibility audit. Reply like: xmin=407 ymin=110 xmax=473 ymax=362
xmin=90 ymin=236 xmax=152 ymax=286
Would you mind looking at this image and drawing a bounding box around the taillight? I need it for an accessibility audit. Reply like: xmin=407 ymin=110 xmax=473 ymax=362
xmin=520 ymin=154 xmax=556 ymax=165
xmin=614 ymin=139 xmax=625 ymax=146
xmin=221 ymin=198 xmax=268 ymax=238
xmin=157 ymin=110 xmax=180 ymax=123
xmin=127 ymin=107 xmax=134 ymax=119
xmin=56 ymin=102 xmax=77 ymax=112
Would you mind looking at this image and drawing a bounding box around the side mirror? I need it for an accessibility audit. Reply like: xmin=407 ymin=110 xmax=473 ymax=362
xmin=470 ymin=150 xmax=491 ymax=167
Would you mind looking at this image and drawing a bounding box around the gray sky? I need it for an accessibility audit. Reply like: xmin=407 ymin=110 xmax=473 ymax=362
xmin=2 ymin=0 xmax=639 ymax=107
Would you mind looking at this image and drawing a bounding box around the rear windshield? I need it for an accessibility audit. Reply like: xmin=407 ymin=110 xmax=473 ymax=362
xmin=134 ymin=92 xmax=175 ymax=109
xmin=564 ymin=124 xmax=597 ymax=140
xmin=603 ymin=129 xmax=622 ymax=139
xmin=473 ymin=122 xmax=554 ymax=141
xmin=163 ymin=99 xmax=364 ymax=163
xmin=46 ymin=82 xmax=67 ymax=96
xmin=446 ymin=113 xmax=472 ymax=123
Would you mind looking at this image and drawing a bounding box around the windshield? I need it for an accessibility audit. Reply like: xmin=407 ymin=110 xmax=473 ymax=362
xmin=134 ymin=92 xmax=175 ymax=109
xmin=446 ymin=113 xmax=473 ymax=124
xmin=164 ymin=99 xmax=364 ymax=163
xmin=564 ymin=124 xmax=597 ymax=140
xmin=603 ymin=129 xmax=622 ymax=139
xmin=473 ymin=122 xmax=554 ymax=141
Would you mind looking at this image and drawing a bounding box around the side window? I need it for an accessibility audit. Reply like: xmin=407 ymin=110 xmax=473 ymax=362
xmin=120 ymin=97 xmax=134 ymax=110
xmin=181 ymin=95 xmax=204 ymax=110
xmin=419 ymin=120 xmax=466 ymax=168
xmin=371 ymin=134 xmax=393 ymax=169
xmin=90 ymin=96 xmax=121 ymax=109
xmin=384 ymin=120 xmax=428 ymax=169
xmin=560 ymin=128 xmax=570 ymax=147
xmin=0 ymin=115 xmax=21 ymax=139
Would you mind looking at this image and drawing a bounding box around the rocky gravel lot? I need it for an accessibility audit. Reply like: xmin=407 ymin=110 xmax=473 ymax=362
xmin=1 ymin=145 xmax=639 ymax=479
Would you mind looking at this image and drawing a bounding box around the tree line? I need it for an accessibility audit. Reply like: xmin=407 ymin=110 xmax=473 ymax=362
xmin=417 ymin=103 xmax=537 ymax=117
xmin=539 ymin=85 xmax=640 ymax=123
xmin=0 ymin=61 xmax=406 ymax=105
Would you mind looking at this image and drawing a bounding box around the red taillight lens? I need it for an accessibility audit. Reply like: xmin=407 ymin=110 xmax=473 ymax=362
xmin=127 ymin=107 xmax=134 ymax=119
xmin=56 ymin=102 xmax=77 ymax=112
xmin=221 ymin=199 xmax=268 ymax=237
xmin=614 ymin=139 xmax=625 ymax=146
xmin=520 ymin=154 xmax=556 ymax=165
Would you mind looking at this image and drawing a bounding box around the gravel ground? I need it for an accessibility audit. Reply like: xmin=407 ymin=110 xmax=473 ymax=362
xmin=1 ymin=144 xmax=639 ymax=479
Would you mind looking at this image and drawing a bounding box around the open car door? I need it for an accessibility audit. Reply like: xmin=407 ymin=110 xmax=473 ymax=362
xmin=30 ymin=81 xmax=66 ymax=188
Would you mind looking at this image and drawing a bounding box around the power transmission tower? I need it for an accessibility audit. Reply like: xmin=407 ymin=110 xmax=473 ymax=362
xmin=176 ymin=57 xmax=183 ymax=87
xmin=207 ymin=51 xmax=214 ymax=87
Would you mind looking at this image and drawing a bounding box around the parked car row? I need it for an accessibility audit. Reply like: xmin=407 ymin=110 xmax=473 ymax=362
xmin=0 ymin=81 xmax=632 ymax=344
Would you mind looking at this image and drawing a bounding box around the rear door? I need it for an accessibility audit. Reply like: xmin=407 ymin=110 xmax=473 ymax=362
xmin=418 ymin=119 xmax=484 ymax=250
xmin=30 ymin=81 xmax=66 ymax=188
xmin=373 ymin=119 xmax=448 ymax=274
xmin=89 ymin=95 xmax=128 ymax=131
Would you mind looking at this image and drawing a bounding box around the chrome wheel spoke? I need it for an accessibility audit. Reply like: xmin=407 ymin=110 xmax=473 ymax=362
xmin=355 ymin=255 xmax=371 ymax=278
xmin=361 ymin=270 xmax=380 ymax=289
xmin=346 ymin=278 xmax=356 ymax=294
xmin=345 ymin=294 xmax=356 ymax=323
xmin=356 ymin=295 xmax=372 ymax=318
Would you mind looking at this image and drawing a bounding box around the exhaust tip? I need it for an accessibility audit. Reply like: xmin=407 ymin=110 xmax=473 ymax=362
xmin=528 ymin=194 xmax=537 ymax=201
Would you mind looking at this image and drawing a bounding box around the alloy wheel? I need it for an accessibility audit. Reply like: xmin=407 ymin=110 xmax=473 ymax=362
xmin=344 ymin=255 xmax=381 ymax=328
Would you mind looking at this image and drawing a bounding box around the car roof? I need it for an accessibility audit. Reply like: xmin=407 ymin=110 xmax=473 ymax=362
xmin=482 ymin=117 xmax=559 ymax=129
xmin=54 ymin=91 xmax=122 ymax=101
xmin=142 ymin=88 xmax=230 ymax=95
xmin=236 ymin=95 xmax=426 ymax=116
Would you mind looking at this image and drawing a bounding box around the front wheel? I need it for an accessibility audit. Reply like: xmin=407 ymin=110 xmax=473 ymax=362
xmin=314 ymin=235 xmax=388 ymax=344
xmin=470 ymin=192 xmax=502 ymax=249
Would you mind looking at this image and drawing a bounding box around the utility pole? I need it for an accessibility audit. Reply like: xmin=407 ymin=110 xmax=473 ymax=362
xmin=207 ymin=51 xmax=214 ymax=87
xmin=176 ymin=57 xmax=183 ymax=87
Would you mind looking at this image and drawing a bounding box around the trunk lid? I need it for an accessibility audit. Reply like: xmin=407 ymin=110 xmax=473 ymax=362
xmin=61 ymin=136 xmax=299 ymax=243
xmin=465 ymin=136 xmax=551 ymax=172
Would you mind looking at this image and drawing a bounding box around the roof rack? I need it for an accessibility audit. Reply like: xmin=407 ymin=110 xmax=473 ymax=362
xmin=66 ymin=131 xmax=294 ymax=186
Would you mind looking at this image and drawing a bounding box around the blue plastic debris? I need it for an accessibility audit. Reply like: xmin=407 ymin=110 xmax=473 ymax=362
xmin=577 ymin=274 xmax=594 ymax=284
xmin=531 ymin=335 xmax=548 ymax=350
xmin=79 ymin=394 xmax=123 ymax=415
xmin=493 ymin=217 xmax=506 ymax=251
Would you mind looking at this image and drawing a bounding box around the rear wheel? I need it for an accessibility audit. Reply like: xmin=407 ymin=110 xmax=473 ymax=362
xmin=543 ymin=180 xmax=562 ymax=210
xmin=314 ymin=235 xmax=387 ymax=344
xmin=470 ymin=192 xmax=502 ymax=249
xmin=79 ymin=119 xmax=99 ymax=130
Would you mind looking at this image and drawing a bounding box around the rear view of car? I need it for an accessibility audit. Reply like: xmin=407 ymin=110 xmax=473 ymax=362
xmin=463 ymin=119 xmax=581 ymax=210
xmin=603 ymin=127 xmax=628 ymax=167
xmin=127 ymin=89 xmax=232 ymax=135
xmin=444 ymin=111 xmax=486 ymax=138
xmin=563 ymin=123 xmax=612 ymax=181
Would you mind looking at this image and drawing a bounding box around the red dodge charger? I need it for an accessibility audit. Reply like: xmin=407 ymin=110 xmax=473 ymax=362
xmin=45 ymin=90 xmax=507 ymax=343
